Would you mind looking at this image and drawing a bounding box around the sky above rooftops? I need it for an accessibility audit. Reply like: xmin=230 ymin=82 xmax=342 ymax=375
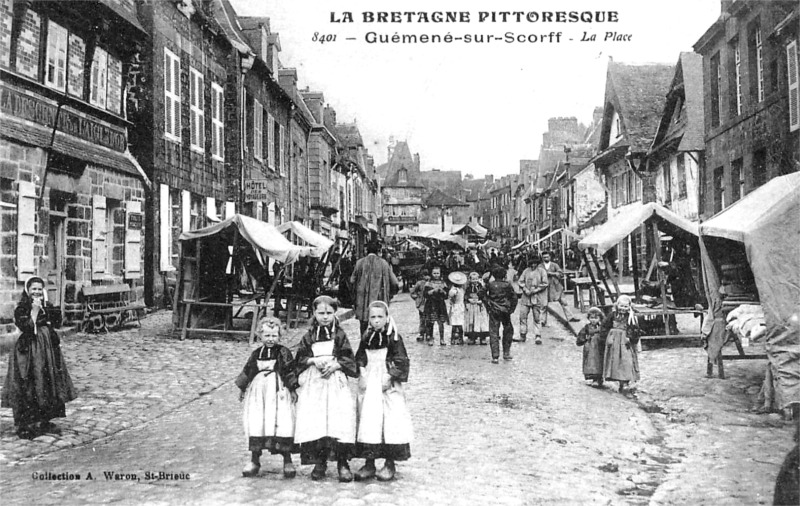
xmin=229 ymin=0 xmax=720 ymax=178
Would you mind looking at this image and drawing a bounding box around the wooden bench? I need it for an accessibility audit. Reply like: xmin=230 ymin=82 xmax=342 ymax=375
xmin=81 ymin=284 xmax=146 ymax=333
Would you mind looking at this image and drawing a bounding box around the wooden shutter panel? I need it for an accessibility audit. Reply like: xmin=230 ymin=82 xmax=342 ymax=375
xmin=16 ymin=181 xmax=37 ymax=281
xmin=181 ymin=190 xmax=191 ymax=231
xmin=279 ymin=124 xmax=285 ymax=176
xmin=788 ymin=40 xmax=799 ymax=132
xmin=92 ymin=194 xmax=107 ymax=279
xmin=159 ymin=184 xmax=173 ymax=272
xmin=124 ymin=200 xmax=142 ymax=280
xmin=225 ymin=201 xmax=235 ymax=218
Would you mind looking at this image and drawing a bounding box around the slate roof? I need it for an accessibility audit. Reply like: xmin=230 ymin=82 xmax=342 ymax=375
xmin=605 ymin=62 xmax=675 ymax=153
xmin=649 ymin=52 xmax=705 ymax=155
xmin=334 ymin=123 xmax=363 ymax=148
xmin=423 ymin=189 xmax=469 ymax=208
xmin=383 ymin=141 xmax=423 ymax=187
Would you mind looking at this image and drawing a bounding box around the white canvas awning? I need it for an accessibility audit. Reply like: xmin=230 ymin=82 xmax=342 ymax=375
xmin=276 ymin=221 xmax=334 ymax=258
xmin=578 ymin=202 xmax=698 ymax=255
xmin=179 ymin=214 xmax=315 ymax=265
xmin=531 ymin=228 xmax=581 ymax=247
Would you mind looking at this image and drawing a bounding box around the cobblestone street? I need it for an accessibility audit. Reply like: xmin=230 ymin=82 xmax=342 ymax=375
xmin=0 ymin=294 xmax=794 ymax=505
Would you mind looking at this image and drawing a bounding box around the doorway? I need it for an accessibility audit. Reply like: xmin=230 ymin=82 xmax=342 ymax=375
xmin=46 ymin=196 xmax=68 ymax=314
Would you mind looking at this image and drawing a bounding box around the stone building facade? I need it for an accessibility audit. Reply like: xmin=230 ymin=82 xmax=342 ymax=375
xmin=694 ymin=0 xmax=799 ymax=219
xmin=0 ymin=0 xmax=149 ymax=329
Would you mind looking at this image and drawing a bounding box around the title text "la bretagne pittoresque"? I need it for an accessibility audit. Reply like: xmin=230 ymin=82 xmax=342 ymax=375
xmin=330 ymin=11 xmax=619 ymax=24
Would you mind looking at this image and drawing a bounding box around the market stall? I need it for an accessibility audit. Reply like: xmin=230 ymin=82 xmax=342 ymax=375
xmin=578 ymin=202 xmax=705 ymax=340
xmin=173 ymin=214 xmax=316 ymax=343
xmin=699 ymin=172 xmax=799 ymax=410
xmin=276 ymin=221 xmax=336 ymax=327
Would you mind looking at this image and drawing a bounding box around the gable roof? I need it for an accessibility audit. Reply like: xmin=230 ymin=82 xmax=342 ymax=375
xmin=383 ymin=141 xmax=423 ymax=187
xmin=334 ymin=123 xmax=363 ymax=148
xmin=602 ymin=61 xmax=675 ymax=153
xmin=650 ymin=52 xmax=705 ymax=155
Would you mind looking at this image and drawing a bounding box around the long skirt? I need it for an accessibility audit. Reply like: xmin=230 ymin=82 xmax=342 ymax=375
xmin=582 ymin=336 xmax=605 ymax=381
xmin=424 ymin=299 xmax=449 ymax=324
xmin=465 ymin=302 xmax=489 ymax=335
xmin=356 ymin=348 xmax=412 ymax=460
xmin=294 ymin=344 xmax=356 ymax=464
xmin=1 ymin=326 xmax=76 ymax=427
xmin=603 ymin=328 xmax=640 ymax=382
xmin=242 ymin=363 xmax=295 ymax=453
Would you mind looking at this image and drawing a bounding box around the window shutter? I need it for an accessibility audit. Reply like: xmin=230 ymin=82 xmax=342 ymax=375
xmin=90 ymin=47 xmax=108 ymax=109
xmin=267 ymin=114 xmax=275 ymax=170
xmin=16 ymin=181 xmax=37 ymax=281
xmin=181 ymin=190 xmax=191 ymax=231
xmin=159 ymin=184 xmax=173 ymax=272
xmin=279 ymin=124 xmax=285 ymax=176
xmin=92 ymin=195 xmax=107 ymax=279
xmin=205 ymin=196 xmax=218 ymax=221
xmin=253 ymin=100 xmax=262 ymax=160
xmin=225 ymin=201 xmax=235 ymax=219
xmin=788 ymin=40 xmax=799 ymax=132
xmin=124 ymin=200 xmax=142 ymax=280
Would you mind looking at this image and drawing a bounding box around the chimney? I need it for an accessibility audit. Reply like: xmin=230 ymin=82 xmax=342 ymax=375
xmin=301 ymin=91 xmax=325 ymax=123
xmin=323 ymin=106 xmax=336 ymax=128
xmin=278 ymin=68 xmax=297 ymax=89
xmin=413 ymin=153 xmax=420 ymax=170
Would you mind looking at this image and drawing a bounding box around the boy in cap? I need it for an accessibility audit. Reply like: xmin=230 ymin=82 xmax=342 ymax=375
xmin=481 ymin=267 xmax=518 ymax=363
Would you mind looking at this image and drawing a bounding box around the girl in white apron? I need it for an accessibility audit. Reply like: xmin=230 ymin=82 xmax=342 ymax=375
xmin=236 ymin=317 xmax=299 ymax=478
xmin=294 ymin=296 xmax=358 ymax=482
xmin=353 ymin=301 xmax=413 ymax=482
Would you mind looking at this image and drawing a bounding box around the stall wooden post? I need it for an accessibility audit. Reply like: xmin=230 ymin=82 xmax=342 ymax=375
xmin=603 ymin=254 xmax=621 ymax=298
xmin=250 ymin=267 xmax=285 ymax=345
xmin=172 ymin=244 xmax=185 ymax=332
xmin=224 ymin=233 xmax=240 ymax=331
xmin=581 ymin=250 xmax=602 ymax=306
xmin=180 ymin=239 xmax=202 ymax=341
xmin=630 ymin=232 xmax=640 ymax=300
xmin=652 ymin=221 xmax=670 ymax=336
xmin=590 ymin=250 xmax=616 ymax=302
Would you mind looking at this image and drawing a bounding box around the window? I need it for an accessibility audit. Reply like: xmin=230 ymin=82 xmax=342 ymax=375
xmin=189 ymin=67 xmax=204 ymax=152
xmin=164 ymin=49 xmax=181 ymax=142
xmin=211 ymin=83 xmax=224 ymax=160
xmin=748 ymin=21 xmax=764 ymax=104
xmin=159 ymin=184 xmax=175 ymax=272
xmin=398 ymin=168 xmax=408 ymax=184
xmin=713 ymin=166 xmax=725 ymax=213
xmin=673 ymin=97 xmax=684 ymax=124
xmin=45 ymin=21 xmax=67 ymax=91
xmin=90 ymin=47 xmax=108 ymax=109
xmin=753 ymin=149 xmax=767 ymax=188
xmin=253 ymin=100 xmax=263 ymax=160
xmin=66 ymin=33 xmax=85 ymax=98
xmin=710 ymin=52 xmax=721 ymax=127
xmin=729 ymin=39 xmax=742 ymax=117
xmin=730 ymin=158 xmax=743 ymax=204
xmin=190 ymin=194 xmax=202 ymax=230
xmin=663 ymin=161 xmax=672 ymax=204
xmin=788 ymin=40 xmax=799 ymax=132
xmin=677 ymin=153 xmax=687 ymax=198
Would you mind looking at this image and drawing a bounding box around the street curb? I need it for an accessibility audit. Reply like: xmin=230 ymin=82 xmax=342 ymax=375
xmin=545 ymin=304 xmax=581 ymax=337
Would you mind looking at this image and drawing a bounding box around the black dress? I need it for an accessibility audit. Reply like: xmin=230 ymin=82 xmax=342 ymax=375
xmin=1 ymin=292 xmax=76 ymax=429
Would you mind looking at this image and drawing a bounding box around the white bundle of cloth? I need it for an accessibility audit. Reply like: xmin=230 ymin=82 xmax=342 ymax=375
xmin=725 ymin=304 xmax=766 ymax=341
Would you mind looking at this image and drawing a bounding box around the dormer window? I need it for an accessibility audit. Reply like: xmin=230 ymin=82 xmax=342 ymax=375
xmin=609 ymin=109 xmax=623 ymax=143
xmin=398 ymin=168 xmax=408 ymax=184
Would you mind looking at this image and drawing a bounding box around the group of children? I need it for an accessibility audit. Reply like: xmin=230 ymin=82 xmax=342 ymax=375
xmin=411 ymin=265 xmax=519 ymax=363
xmin=236 ymin=296 xmax=412 ymax=482
xmin=576 ymin=295 xmax=641 ymax=394
xmin=411 ymin=266 xmax=492 ymax=347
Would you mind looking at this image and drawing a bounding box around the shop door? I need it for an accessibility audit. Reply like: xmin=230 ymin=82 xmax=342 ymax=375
xmin=46 ymin=212 xmax=66 ymax=313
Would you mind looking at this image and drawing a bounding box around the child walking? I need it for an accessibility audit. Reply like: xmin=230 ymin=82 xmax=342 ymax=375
xmin=447 ymin=271 xmax=467 ymax=345
xmin=423 ymin=266 xmax=449 ymax=346
xmin=237 ymin=317 xmax=299 ymax=478
xmin=410 ymin=270 xmax=430 ymax=342
xmin=576 ymin=307 xmax=605 ymax=387
xmin=601 ymin=295 xmax=640 ymax=393
xmin=294 ymin=296 xmax=359 ymax=481
xmin=464 ymin=271 xmax=490 ymax=345
xmin=354 ymin=301 xmax=413 ymax=481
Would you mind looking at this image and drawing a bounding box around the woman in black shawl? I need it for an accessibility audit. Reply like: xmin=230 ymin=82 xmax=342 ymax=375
xmin=1 ymin=276 xmax=76 ymax=439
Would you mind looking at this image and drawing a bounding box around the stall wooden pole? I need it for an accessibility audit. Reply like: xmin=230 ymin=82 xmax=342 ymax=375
xmin=325 ymin=239 xmax=351 ymax=289
xmin=652 ymin=221 xmax=670 ymax=336
xmin=581 ymin=250 xmax=603 ymax=306
xmin=249 ymin=266 xmax=285 ymax=345
xmin=630 ymin=232 xmax=640 ymax=300
xmin=172 ymin=243 xmax=185 ymax=332
xmin=603 ymin=254 xmax=621 ymax=298
xmin=591 ymin=250 xmax=616 ymax=302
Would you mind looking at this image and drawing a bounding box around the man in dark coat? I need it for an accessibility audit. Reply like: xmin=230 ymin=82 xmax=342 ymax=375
xmin=350 ymin=242 xmax=399 ymax=334
xmin=481 ymin=266 xmax=519 ymax=363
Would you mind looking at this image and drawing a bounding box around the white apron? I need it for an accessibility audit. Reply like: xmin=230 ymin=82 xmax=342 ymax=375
xmin=242 ymin=359 xmax=295 ymax=439
xmin=294 ymin=340 xmax=356 ymax=444
xmin=356 ymin=348 xmax=413 ymax=445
